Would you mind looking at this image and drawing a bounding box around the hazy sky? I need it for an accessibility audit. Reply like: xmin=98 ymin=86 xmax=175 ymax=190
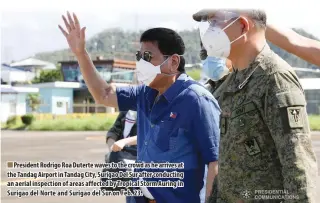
xmin=1 ymin=0 xmax=319 ymax=63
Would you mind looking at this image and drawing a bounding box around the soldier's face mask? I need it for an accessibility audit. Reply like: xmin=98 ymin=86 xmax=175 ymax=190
xmin=200 ymin=41 xmax=230 ymax=81
xmin=201 ymin=56 xmax=230 ymax=81
xmin=199 ymin=11 xmax=247 ymax=58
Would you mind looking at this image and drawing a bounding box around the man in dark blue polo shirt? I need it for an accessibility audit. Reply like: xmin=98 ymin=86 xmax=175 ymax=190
xmin=59 ymin=12 xmax=220 ymax=203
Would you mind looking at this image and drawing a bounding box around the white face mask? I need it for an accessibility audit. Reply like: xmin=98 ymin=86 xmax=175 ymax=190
xmin=135 ymin=57 xmax=170 ymax=86
xmin=200 ymin=17 xmax=247 ymax=58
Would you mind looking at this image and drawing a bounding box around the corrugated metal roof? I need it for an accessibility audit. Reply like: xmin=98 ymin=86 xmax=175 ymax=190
xmin=0 ymin=86 xmax=17 ymax=93
xmin=10 ymin=58 xmax=56 ymax=69
xmin=1 ymin=64 xmax=28 ymax=72
xmin=0 ymin=85 xmax=39 ymax=93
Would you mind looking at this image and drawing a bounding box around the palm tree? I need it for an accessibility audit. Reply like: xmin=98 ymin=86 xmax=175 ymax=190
xmin=27 ymin=93 xmax=41 ymax=113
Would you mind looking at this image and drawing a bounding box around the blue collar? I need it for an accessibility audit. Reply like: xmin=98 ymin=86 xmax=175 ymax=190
xmin=144 ymin=73 xmax=193 ymax=105
xmin=162 ymin=73 xmax=191 ymax=103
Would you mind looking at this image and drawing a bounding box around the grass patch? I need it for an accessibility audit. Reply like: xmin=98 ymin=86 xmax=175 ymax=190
xmin=186 ymin=69 xmax=201 ymax=81
xmin=1 ymin=113 xmax=119 ymax=131
xmin=309 ymin=115 xmax=320 ymax=131
xmin=2 ymin=114 xmax=320 ymax=131
xmin=27 ymin=114 xmax=118 ymax=131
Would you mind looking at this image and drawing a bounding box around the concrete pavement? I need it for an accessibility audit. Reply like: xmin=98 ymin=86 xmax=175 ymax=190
xmin=1 ymin=131 xmax=125 ymax=203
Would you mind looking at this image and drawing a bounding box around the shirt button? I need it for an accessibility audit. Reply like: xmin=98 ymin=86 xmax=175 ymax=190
xmin=144 ymin=141 xmax=148 ymax=145
xmin=151 ymin=124 xmax=154 ymax=128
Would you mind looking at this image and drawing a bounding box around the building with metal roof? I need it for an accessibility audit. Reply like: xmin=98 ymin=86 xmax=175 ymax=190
xmin=0 ymin=85 xmax=39 ymax=122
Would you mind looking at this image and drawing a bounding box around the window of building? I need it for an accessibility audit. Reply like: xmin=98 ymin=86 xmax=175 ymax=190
xmin=61 ymin=64 xmax=113 ymax=82
xmin=111 ymin=67 xmax=135 ymax=82
xmin=57 ymin=101 xmax=63 ymax=108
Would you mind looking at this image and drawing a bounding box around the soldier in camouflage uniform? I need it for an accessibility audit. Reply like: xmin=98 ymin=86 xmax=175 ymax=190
xmin=193 ymin=9 xmax=318 ymax=203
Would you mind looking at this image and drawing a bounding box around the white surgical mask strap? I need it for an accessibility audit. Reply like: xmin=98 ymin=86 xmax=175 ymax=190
xmin=221 ymin=17 xmax=240 ymax=32
xmin=161 ymin=55 xmax=183 ymax=76
xmin=160 ymin=56 xmax=171 ymax=67
xmin=221 ymin=17 xmax=248 ymax=44
xmin=230 ymin=31 xmax=247 ymax=44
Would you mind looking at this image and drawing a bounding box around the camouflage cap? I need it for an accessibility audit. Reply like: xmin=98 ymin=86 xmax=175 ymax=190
xmin=192 ymin=9 xmax=216 ymax=22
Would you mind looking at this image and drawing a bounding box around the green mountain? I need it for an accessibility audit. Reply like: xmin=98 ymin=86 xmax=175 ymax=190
xmin=35 ymin=28 xmax=319 ymax=69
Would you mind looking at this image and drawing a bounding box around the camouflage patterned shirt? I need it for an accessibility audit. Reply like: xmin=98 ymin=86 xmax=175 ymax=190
xmin=206 ymin=45 xmax=318 ymax=203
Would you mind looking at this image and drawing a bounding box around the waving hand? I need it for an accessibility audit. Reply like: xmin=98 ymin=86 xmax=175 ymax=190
xmin=59 ymin=12 xmax=86 ymax=56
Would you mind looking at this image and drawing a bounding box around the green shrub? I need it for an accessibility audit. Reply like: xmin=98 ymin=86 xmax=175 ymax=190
xmin=21 ymin=114 xmax=35 ymax=125
xmin=6 ymin=116 xmax=20 ymax=126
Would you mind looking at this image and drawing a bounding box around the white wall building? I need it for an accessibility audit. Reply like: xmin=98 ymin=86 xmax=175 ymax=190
xmin=20 ymin=82 xmax=81 ymax=115
xmin=0 ymin=85 xmax=39 ymax=122
xmin=1 ymin=64 xmax=34 ymax=84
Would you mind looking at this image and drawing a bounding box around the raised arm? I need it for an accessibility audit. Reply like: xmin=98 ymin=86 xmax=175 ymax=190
xmin=58 ymin=12 xmax=118 ymax=107
xmin=266 ymin=24 xmax=320 ymax=67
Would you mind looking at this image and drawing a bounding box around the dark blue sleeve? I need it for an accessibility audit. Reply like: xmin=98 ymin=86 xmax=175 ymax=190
xmin=191 ymin=95 xmax=221 ymax=164
xmin=116 ymin=85 xmax=143 ymax=111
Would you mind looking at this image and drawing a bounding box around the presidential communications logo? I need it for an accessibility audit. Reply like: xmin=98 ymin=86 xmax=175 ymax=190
xmin=241 ymin=190 xmax=252 ymax=199
xmin=240 ymin=189 xmax=300 ymax=200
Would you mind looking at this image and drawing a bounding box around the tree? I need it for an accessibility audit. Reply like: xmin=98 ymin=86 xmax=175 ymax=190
xmin=27 ymin=93 xmax=41 ymax=113
xmin=32 ymin=65 xmax=63 ymax=83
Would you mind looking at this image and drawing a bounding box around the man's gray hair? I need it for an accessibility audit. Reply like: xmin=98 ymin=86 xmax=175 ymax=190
xmin=239 ymin=9 xmax=267 ymax=29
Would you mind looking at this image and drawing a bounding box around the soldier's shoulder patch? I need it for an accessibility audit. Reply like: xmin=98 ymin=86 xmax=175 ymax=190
xmin=287 ymin=107 xmax=303 ymax=128
xmin=244 ymin=138 xmax=261 ymax=156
